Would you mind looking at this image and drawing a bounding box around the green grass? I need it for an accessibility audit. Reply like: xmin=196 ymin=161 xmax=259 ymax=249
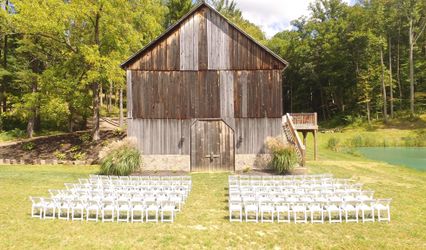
xmin=1 ymin=160 xmax=426 ymax=249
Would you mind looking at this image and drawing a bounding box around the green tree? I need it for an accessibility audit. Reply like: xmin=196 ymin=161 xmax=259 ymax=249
xmin=164 ymin=0 xmax=193 ymax=27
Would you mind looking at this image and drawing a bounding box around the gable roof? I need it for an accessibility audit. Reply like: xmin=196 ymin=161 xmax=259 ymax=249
xmin=120 ymin=2 xmax=288 ymax=70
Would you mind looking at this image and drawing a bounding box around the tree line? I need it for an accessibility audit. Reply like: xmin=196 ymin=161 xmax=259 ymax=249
xmin=268 ymin=0 xmax=426 ymax=123
xmin=0 ymin=0 xmax=425 ymax=141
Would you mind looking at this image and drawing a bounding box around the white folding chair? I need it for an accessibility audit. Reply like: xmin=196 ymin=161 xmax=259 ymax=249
xmin=160 ymin=200 xmax=175 ymax=223
xmin=358 ymin=200 xmax=375 ymax=223
xmin=325 ymin=202 xmax=342 ymax=223
xmin=43 ymin=198 xmax=56 ymax=219
xmin=342 ymin=201 xmax=358 ymax=223
xmin=56 ymin=198 xmax=71 ymax=220
xmin=29 ymin=197 xmax=44 ymax=219
xmin=116 ymin=200 xmax=131 ymax=223
xmin=244 ymin=200 xmax=259 ymax=223
xmin=101 ymin=200 xmax=115 ymax=222
xmin=259 ymin=201 xmax=275 ymax=223
xmin=131 ymin=201 xmax=145 ymax=223
xmin=229 ymin=200 xmax=243 ymax=222
xmin=86 ymin=200 xmax=100 ymax=222
xmin=276 ymin=202 xmax=291 ymax=223
xmin=292 ymin=203 xmax=307 ymax=224
xmin=308 ymin=202 xmax=324 ymax=223
xmin=374 ymin=199 xmax=392 ymax=222
xmin=71 ymin=199 xmax=85 ymax=221
xmin=145 ymin=198 xmax=159 ymax=223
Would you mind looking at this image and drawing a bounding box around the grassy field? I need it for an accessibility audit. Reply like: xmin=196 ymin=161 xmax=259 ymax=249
xmin=1 ymin=162 xmax=426 ymax=248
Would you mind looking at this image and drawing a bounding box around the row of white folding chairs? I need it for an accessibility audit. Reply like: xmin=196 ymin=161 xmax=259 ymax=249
xmin=229 ymin=184 xmax=364 ymax=194
xmin=89 ymin=175 xmax=191 ymax=181
xmin=71 ymin=181 xmax=192 ymax=189
xmin=59 ymin=188 xmax=189 ymax=197
xmin=229 ymin=174 xmax=334 ymax=181
xmin=229 ymin=189 xmax=373 ymax=199
xmin=229 ymin=179 xmax=356 ymax=188
xmin=229 ymin=199 xmax=392 ymax=223
xmin=49 ymin=190 xmax=187 ymax=207
xmin=65 ymin=185 xmax=191 ymax=197
xmin=30 ymin=196 xmax=179 ymax=223
xmin=65 ymin=184 xmax=191 ymax=195
xmin=230 ymin=191 xmax=375 ymax=203
xmin=84 ymin=179 xmax=192 ymax=187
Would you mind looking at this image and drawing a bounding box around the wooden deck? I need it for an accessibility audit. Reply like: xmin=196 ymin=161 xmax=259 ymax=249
xmin=290 ymin=113 xmax=318 ymax=131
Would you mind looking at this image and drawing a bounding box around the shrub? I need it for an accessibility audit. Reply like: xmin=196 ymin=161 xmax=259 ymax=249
xmin=79 ymin=133 xmax=91 ymax=144
xmin=242 ymin=165 xmax=251 ymax=173
xmin=349 ymin=135 xmax=363 ymax=148
xmin=113 ymin=128 xmax=125 ymax=136
xmin=265 ymin=137 xmax=298 ymax=174
xmin=73 ymin=152 xmax=86 ymax=161
xmin=22 ymin=142 xmax=35 ymax=151
xmin=10 ymin=128 xmax=26 ymax=138
xmin=68 ymin=145 xmax=80 ymax=153
xmin=327 ymin=137 xmax=341 ymax=152
xmin=53 ymin=150 xmax=67 ymax=160
xmin=99 ymin=137 xmax=141 ymax=176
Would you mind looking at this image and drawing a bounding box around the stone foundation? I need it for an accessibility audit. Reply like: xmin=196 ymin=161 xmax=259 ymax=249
xmin=142 ymin=155 xmax=190 ymax=172
xmin=141 ymin=154 xmax=273 ymax=172
xmin=235 ymin=154 xmax=272 ymax=171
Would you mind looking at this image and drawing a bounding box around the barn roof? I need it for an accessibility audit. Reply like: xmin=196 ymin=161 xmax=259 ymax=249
xmin=120 ymin=2 xmax=288 ymax=70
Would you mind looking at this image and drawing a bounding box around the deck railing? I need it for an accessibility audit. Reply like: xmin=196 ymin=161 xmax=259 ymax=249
xmin=289 ymin=113 xmax=318 ymax=130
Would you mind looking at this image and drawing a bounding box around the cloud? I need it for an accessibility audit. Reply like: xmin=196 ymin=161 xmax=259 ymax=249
xmin=233 ymin=0 xmax=353 ymax=38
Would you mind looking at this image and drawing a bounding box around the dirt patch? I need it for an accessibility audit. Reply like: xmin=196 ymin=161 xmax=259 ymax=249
xmin=0 ymin=130 xmax=125 ymax=163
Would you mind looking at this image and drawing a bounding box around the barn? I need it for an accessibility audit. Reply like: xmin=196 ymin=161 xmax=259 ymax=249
xmin=121 ymin=2 xmax=292 ymax=172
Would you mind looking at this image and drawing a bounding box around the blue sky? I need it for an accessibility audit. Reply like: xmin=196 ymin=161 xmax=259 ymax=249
xmin=232 ymin=0 xmax=355 ymax=38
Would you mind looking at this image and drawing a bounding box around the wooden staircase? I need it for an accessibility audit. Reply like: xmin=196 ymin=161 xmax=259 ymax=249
xmin=282 ymin=113 xmax=306 ymax=166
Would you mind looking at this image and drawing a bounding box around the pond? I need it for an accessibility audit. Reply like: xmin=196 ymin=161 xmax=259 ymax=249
xmin=357 ymin=147 xmax=426 ymax=171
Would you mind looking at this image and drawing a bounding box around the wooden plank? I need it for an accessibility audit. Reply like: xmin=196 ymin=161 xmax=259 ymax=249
xmin=233 ymin=71 xmax=241 ymax=117
xmin=219 ymin=71 xmax=234 ymax=118
xmin=126 ymin=70 xmax=133 ymax=119
xmin=198 ymin=8 xmax=208 ymax=70
xmin=193 ymin=13 xmax=199 ymax=71
xmin=241 ymin=71 xmax=248 ymax=117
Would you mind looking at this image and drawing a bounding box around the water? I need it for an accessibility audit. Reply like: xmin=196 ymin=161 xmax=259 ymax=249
xmin=357 ymin=147 xmax=426 ymax=171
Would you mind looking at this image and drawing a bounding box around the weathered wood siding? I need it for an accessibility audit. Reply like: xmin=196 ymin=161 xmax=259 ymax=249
xmin=128 ymin=119 xmax=191 ymax=155
xmin=233 ymin=70 xmax=282 ymax=118
xmin=127 ymin=7 xmax=285 ymax=71
xmin=234 ymin=118 xmax=282 ymax=154
xmin=130 ymin=70 xmax=281 ymax=119
xmin=126 ymin=70 xmax=133 ymax=119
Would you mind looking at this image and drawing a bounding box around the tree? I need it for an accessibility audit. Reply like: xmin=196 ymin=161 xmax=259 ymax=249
xmin=401 ymin=0 xmax=426 ymax=115
xmin=164 ymin=0 xmax=193 ymax=27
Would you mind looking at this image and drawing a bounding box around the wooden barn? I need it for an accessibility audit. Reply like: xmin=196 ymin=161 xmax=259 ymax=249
xmin=121 ymin=2 xmax=294 ymax=172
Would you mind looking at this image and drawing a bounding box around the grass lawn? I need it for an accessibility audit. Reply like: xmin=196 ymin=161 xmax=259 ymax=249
xmin=1 ymin=161 xmax=425 ymax=249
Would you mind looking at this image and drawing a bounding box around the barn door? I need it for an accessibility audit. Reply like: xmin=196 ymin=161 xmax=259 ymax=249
xmin=191 ymin=120 xmax=234 ymax=172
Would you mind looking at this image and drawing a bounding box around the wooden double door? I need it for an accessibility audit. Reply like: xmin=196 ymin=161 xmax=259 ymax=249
xmin=191 ymin=120 xmax=235 ymax=172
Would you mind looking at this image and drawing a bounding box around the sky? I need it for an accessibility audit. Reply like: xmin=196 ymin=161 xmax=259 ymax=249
xmin=233 ymin=0 xmax=355 ymax=38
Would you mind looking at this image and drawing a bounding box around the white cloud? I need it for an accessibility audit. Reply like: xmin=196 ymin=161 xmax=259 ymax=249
xmin=233 ymin=0 xmax=353 ymax=38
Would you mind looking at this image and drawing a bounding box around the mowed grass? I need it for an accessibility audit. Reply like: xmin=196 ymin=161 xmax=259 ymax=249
xmin=1 ymin=161 xmax=426 ymax=249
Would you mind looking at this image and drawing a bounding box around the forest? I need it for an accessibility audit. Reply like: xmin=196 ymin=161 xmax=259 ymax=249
xmin=0 ymin=0 xmax=425 ymax=140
